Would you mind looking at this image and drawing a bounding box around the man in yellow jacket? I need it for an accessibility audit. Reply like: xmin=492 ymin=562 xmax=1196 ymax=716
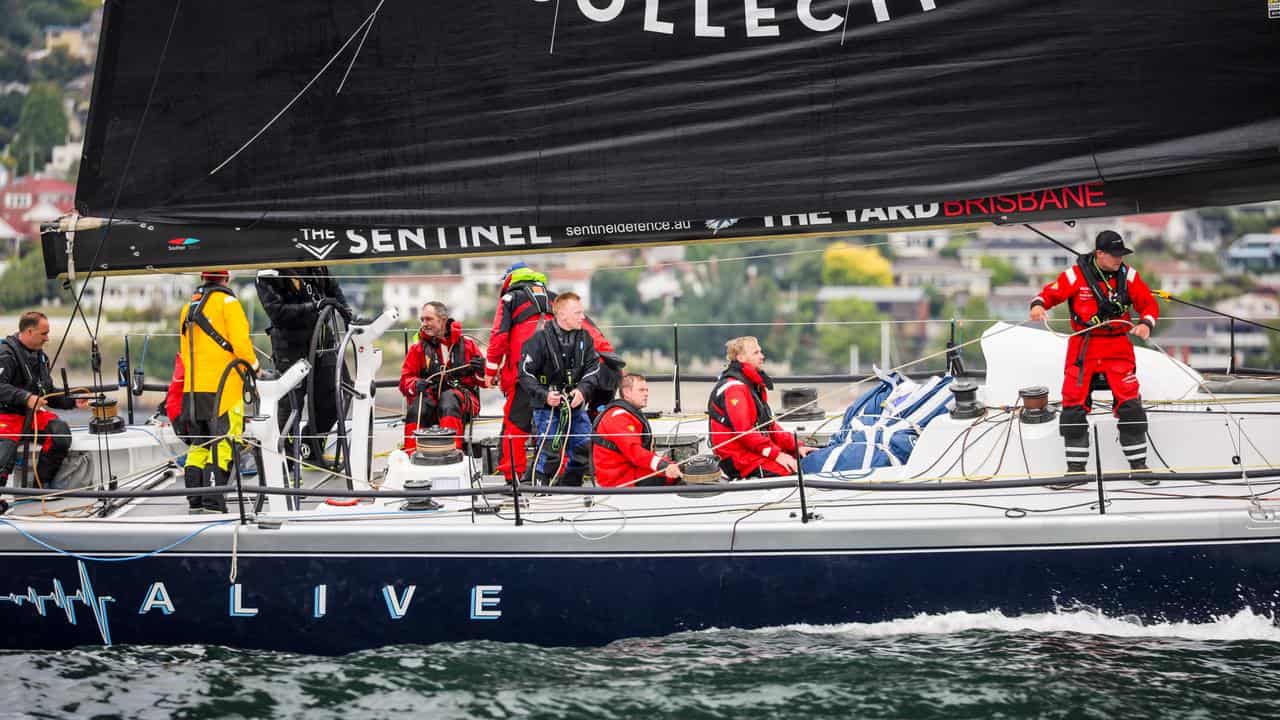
xmin=177 ymin=270 xmax=259 ymax=513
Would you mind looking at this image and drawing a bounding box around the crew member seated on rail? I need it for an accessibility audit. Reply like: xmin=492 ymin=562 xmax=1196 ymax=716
xmin=256 ymin=266 xmax=352 ymax=465
xmin=1029 ymin=230 xmax=1160 ymax=484
xmin=519 ymin=292 xmax=601 ymax=486
xmin=483 ymin=263 xmax=617 ymax=481
xmin=178 ymin=270 xmax=259 ymax=513
xmin=592 ymin=373 xmax=682 ymax=487
xmin=0 ymin=311 xmax=87 ymax=487
xmin=398 ymin=301 xmax=484 ymax=451
xmin=708 ymin=336 xmax=814 ymax=479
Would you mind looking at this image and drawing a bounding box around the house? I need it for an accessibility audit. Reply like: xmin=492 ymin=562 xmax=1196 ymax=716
xmin=888 ymin=230 xmax=950 ymax=258
xmin=1155 ymin=316 xmax=1271 ymax=371
xmin=80 ymin=274 xmax=195 ymax=313
xmin=958 ymin=237 xmax=1079 ymax=284
xmin=989 ymin=285 xmax=1042 ymax=322
xmin=893 ymin=257 xmax=991 ymax=297
xmin=1225 ymin=233 xmax=1280 ymax=273
xmin=1215 ymin=292 xmax=1280 ymax=321
xmin=382 ymin=275 xmax=477 ymax=324
xmin=0 ymin=177 xmax=75 ymax=251
xmin=815 ymin=286 xmax=930 ymax=338
xmin=46 ymin=140 xmax=83 ymax=176
xmin=1142 ymin=259 xmax=1220 ymax=295
xmin=44 ymin=26 xmax=94 ymax=63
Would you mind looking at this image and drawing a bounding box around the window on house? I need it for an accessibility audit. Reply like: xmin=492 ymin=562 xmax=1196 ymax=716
xmin=4 ymin=193 xmax=32 ymax=209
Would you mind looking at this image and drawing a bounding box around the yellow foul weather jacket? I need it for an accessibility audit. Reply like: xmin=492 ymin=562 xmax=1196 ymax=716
xmin=178 ymin=283 xmax=259 ymax=417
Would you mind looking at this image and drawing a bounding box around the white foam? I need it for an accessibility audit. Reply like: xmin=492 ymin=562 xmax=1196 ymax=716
xmin=742 ymin=607 xmax=1280 ymax=643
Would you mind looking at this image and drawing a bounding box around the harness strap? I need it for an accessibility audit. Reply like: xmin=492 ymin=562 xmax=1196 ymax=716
xmin=182 ymin=284 xmax=236 ymax=353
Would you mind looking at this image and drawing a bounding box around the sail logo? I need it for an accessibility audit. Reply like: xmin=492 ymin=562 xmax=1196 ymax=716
xmin=296 ymin=240 xmax=340 ymax=261
xmin=167 ymin=237 xmax=200 ymax=252
xmin=705 ymin=218 xmax=739 ymax=234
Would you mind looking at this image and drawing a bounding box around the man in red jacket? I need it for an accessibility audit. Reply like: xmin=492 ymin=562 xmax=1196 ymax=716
xmin=483 ymin=263 xmax=615 ymax=480
xmin=708 ymin=336 xmax=814 ymax=479
xmin=1030 ymin=230 xmax=1160 ymax=480
xmin=400 ymin=301 xmax=484 ymax=451
xmin=592 ymin=373 xmax=683 ymax=487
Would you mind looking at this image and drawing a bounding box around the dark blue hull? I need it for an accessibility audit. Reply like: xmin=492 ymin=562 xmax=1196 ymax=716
xmin=4 ymin=539 xmax=1279 ymax=653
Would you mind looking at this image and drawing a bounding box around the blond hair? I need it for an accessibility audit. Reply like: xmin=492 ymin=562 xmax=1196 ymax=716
xmin=725 ymin=336 xmax=759 ymax=363
xmin=553 ymin=291 xmax=581 ymax=309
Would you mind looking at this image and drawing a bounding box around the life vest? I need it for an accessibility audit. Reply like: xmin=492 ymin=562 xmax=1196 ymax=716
xmin=529 ymin=326 xmax=592 ymax=390
xmin=708 ymin=364 xmax=774 ymax=432
xmin=1069 ymin=255 xmax=1132 ymax=336
xmin=591 ymin=399 xmax=653 ymax=458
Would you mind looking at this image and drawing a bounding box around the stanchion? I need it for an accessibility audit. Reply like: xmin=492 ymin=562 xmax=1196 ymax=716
xmin=794 ymin=432 xmax=810 ymax=524
xmin=1093 ymin=426 xmax=1106 ymax=515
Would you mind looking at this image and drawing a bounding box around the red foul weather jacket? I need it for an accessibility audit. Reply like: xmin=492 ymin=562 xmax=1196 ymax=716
xmin=1031 ymin=257 xmax=1160 ymax=363
xmin=708 ymin=361 xmax=797 ymax=478
xmin=484 ymin=279 xmax=614 ymax=393
xmin=592 ymin=399 xmax=676 ymax=487
xmin=399 ymin=319 xmax=484 ymax=407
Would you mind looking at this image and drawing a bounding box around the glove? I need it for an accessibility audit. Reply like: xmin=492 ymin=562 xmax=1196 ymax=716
xmin=468 ymin=357 xmax=485 ymax=373
xmin=416 ymin=378 xmax=432 ymax=394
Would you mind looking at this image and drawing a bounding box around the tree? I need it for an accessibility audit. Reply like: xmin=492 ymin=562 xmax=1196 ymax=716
xmin=821 ymin=242 xmax=892 ymax=286
xmin=0 ymin=91 xmax=24 ymax=130
xmin=0 ymin=248 xmax=61 ymax=310
xmin=817 ymin=298 xmax=884 ymax=371
xmin=25 ymin=0 xmax=96 ymax=28
xmin=590 ymin=266 xmax=646 ymax=315
xmin=12 ymin=83 xmax=67 ymax=171
xmin=978 ymin=256 xmax=1027 ymax=287
xmin=33 ymin=46 xmax=85 ymax=85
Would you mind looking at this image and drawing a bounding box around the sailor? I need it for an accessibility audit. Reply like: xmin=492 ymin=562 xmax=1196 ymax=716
xmin=483 ymin=263 xmax=616 ymax=481
xmin=592 ymin=373 xmax=683 ymax=487
xmin=0 ymin=312 xmax=87 ymax=487
xmin=708 ymin=336 xmax=814 ymax=479
xmin=1029 ymin=230 xmax=1160 ymax=481
xmin=398 ymin=301 xmax=484 ymax=451
xmin=255 ymin=265 xmax=353 ymax=464
xmin=518 ymin=292 xmax=601 ymax=486
xmin=178 ymin=270 xmax=260 ymax=513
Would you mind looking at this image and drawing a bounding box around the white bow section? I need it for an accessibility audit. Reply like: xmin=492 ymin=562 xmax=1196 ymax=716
xmin=979 ymin=322 xmax=1202 ymax=406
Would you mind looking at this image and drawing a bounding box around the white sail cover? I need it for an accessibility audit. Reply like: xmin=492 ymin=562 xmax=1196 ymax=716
xmin=979 ymin=322 xmax=1202 ymax=406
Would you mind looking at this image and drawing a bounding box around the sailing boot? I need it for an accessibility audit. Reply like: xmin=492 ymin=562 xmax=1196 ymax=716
xmin=1052 ymin=406 xmax=1090 ymax=489
xmin=184 ymin=465 xmax=205 ymax=512
xmin=1117 ymin=399 xmax=1158 ymax=486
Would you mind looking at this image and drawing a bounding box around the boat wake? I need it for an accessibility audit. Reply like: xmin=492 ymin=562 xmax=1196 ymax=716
xmin=739 ymin=607 xmax=1280 ymax=643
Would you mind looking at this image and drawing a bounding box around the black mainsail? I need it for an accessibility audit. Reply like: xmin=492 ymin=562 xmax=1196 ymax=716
xmin=43 ymin=0 xmax=1280 ymax=276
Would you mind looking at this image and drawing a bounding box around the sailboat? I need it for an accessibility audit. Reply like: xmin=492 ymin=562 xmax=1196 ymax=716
xmin=4 ymin=0 xmax=1280 ymax=652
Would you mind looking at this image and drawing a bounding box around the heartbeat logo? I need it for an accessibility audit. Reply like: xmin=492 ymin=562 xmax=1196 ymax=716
xmin=1 ymin=560 xmax=115 ymax=645
xmin=296 ymin=241 xmax=339 ymax=260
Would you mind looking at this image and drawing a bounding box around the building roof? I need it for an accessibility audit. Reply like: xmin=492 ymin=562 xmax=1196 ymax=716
xmin=1123 ymin=213 xmax=1174 ymax=231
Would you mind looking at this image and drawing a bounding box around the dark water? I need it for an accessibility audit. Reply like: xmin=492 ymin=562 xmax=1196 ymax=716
xmin=3 ymin=610 xmax=1279 ymax=720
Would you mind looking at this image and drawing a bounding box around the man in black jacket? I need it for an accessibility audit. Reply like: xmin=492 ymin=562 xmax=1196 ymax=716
xmin=255 ymin=267 xmax=353 ymax=465
xmin=518 ymin=292 xmax=601 ymax=486
xmin=0 ymin=312 xmax=87 ymax=486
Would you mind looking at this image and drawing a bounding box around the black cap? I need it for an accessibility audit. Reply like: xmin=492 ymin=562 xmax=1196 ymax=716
xmin=1095 ymin=230 xmax=1133 ymax=256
